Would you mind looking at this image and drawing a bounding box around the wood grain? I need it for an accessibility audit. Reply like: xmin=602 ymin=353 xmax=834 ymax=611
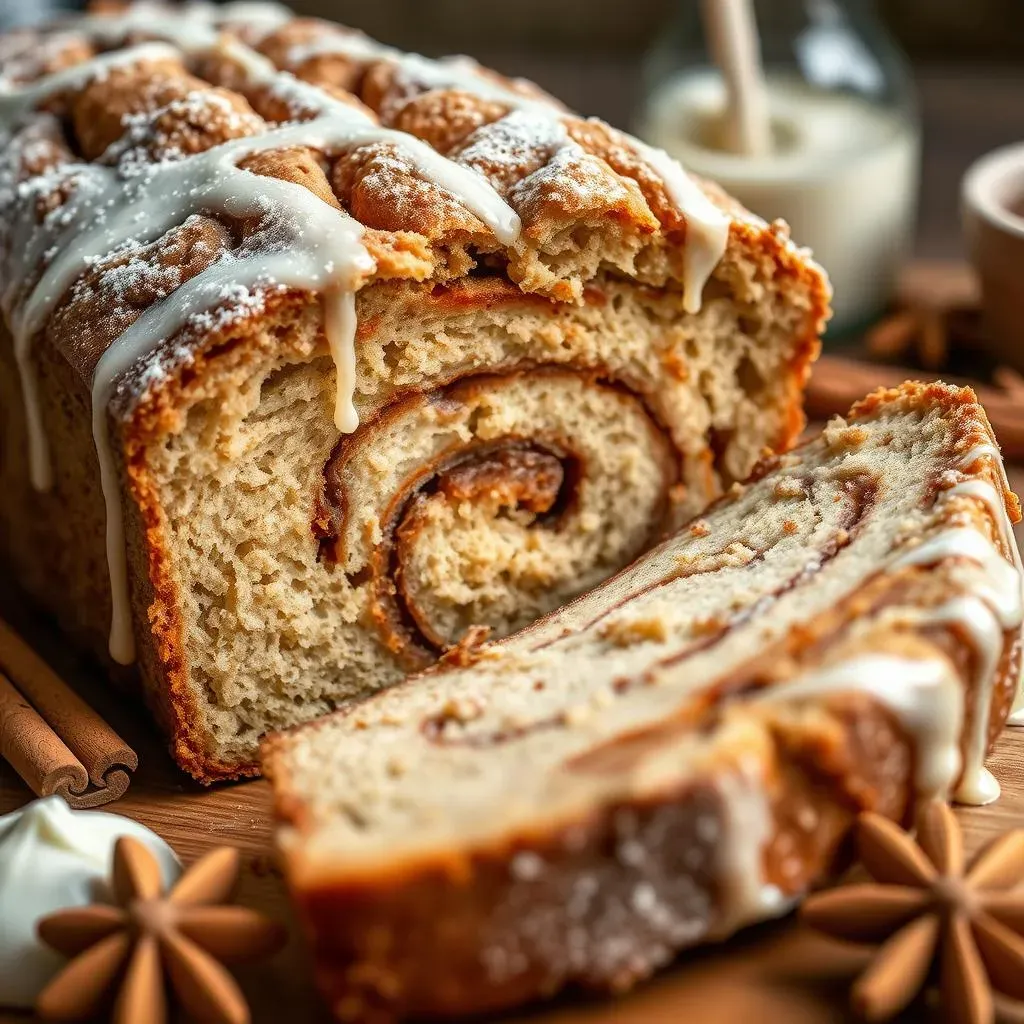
xmin=2 ymin=731 xmax=1024 ymax=1024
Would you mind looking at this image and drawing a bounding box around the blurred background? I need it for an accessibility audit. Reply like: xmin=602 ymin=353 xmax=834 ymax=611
xmin=264 ymin=0 xmax=1024 ymax=59
xmin=9 ymin=0 xmax=1024 ymax=55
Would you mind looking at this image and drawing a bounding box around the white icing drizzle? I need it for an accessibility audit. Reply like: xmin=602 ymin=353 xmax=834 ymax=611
xmin=0 ymin=4 xmax=730 ymax=665
xmin=910 ymin=446 xmax=1017 ymax=801
xmin=894 ymin=527 xmax=1021 ymax=627
xmin=631 ymin=141 xmax=731 ymax=315
xmin=915 ymin=596 xmax=1002 ymax=804
xmin=0 ymin=8 xmax=519 ymax=663
xmin=282 ymin=27 xmax=731 ymax=314
xmin=956 ymin=442 xmax=1024 ymax=728
xmin=751 ymin=441 xmax=1022 ymax=808
xmin=0 ymin=42 xmax=182 ymax=125
xmin=887 ymin=443 xmax=1022 ymax=804
xmin=1010 ymin=695 xmax=1024 ymax=726
xmin=971 ymin=767 xmax=1002 ymax=805
xmin=690 ymin=440 xmax=1022 ymax=932
xmin=758 ymin=655 xmax=965 ymax=799
xmin=711 ymin=771 xmax=789 ymax=939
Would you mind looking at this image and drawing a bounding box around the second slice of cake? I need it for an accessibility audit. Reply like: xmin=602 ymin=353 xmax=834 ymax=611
xmin=265 ymin=382 xmax=1023 ymax=1022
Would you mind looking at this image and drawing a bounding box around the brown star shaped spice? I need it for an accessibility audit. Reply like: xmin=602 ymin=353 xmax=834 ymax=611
xmin=801 ymin=802 xmax=1024 ymax=1024
xmin=35 ymin=837 xmax=286 ymax=1024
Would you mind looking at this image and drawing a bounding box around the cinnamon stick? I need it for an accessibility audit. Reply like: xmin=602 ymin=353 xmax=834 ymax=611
xmin=865 ymin=310 xmax=918 ymax=361
xmin=806 ymin=356 xmax=1024 ymax=459
xmin=0 ymin=618 xmax=137 ymax=807
xmin=0 ymin=673 xmax=91 ymax=802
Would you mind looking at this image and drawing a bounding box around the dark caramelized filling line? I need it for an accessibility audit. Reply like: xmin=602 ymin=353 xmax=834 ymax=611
xmin=389 ymin=439 xmax=583 ymax=655
xmin=422 ymin=473 xmax=878 ymax=749
xmin=316 ymin=367 xmax=681 ymax=668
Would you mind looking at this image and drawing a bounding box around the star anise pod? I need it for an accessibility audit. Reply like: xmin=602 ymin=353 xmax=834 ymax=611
xmin=802 ymin=802 xmax=1024 ymax=1024
xmin=35 ymin=837 xmax=286 ymax=1024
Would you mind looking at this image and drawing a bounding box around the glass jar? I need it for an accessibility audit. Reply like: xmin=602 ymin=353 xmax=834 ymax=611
xmin=0 ymin=0 xmax=78 ymax=30
xmin=639 ymin=0 xmax=920 ymax=335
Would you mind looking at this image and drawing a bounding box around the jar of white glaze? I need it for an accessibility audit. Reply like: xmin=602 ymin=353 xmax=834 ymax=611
xmin=639 ymin=0 xmax=920 ymax=335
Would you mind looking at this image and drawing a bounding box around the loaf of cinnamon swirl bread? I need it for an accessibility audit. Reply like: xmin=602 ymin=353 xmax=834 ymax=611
xmin=263 ymin=383 xmax=1024 ymax=1022
xmin=0 ymin=4 xmax=829 ymax=779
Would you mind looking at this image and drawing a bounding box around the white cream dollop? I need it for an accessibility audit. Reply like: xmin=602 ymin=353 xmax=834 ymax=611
xmin=0 ymin=796 xmax=180 ymax=1008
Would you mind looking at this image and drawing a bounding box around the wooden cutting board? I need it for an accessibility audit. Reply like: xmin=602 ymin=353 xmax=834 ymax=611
xmin=3 ymin=468 xmax=1024 ymax=1024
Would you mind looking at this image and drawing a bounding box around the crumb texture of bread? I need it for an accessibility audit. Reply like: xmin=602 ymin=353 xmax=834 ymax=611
xmin=0 ymin=3 xmax=828 ymax=779
xmin=264 ymin=383 xmax=1023 ymax=1022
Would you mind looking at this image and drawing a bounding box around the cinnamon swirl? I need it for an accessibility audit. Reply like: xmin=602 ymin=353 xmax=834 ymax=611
xmin=0 ymin=3 xmax=827 ymax=779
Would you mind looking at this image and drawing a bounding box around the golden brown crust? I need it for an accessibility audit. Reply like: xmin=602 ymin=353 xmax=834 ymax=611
xmin=0 ymin=28 xmax=96 ymax=87
xmin=273 ymin=701 xmax=917 ymax=1021
xmin=71 ymin=59 xmax=259 ymax=160
xmin=105 ymin=239 xmax=819 ymax=782
xmin=267 ymin=630 xmax=1020 ymax=1021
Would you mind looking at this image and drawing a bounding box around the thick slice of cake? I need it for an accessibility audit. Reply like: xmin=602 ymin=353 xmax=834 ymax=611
xmin=0 ymin=3 xmax=828 ymax=779
xmin=264 ymin=383 xmax=1023 ymax=1022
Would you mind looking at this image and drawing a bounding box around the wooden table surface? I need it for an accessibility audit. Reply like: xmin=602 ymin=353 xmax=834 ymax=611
xmin=2 ymin=65 xmax=1024 ymax=1024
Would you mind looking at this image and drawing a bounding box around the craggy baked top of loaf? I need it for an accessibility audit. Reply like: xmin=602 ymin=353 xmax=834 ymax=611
xmin=0 ymin=0 xmax=825 ymax=419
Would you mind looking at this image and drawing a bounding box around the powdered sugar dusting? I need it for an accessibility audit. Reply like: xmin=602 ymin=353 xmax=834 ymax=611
xmin=276 ymin=20 xmax=732 ymax=311
xmin=275 ymin=24 xmax=729 ymax=310
xmin=476 ymin=794 xmax=723 ymax=992
xmin=127 ymin=279 xmax=274 ymax=403
xmin=510 ymin=143 xmax=636 ymax=213
xmin=0 ymin=4 xmax=519 ymax=664
xmin=0 ymin=0 xmax=740 ymax=672
xmin=105 ymin=90 xmax=266 ymax=171
xmin=0 ymin=31 xmax=84 ymax=89
xmin=456 ymin=108 xmax=569 ymax=193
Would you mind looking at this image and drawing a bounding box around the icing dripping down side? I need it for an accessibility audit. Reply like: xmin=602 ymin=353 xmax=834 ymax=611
xmin=90 ymin=201 xmax=371 ymax=664
xmin=1010 ymin=699 xmax=1024 ymax=727
xmin=0 ymin=40 xmax=178 ymax=493
xmin=0 ymin=12 xmax=520 ymax=663
xmin=757 ymin=654 xmax=965 ymax=799
xmin=632 ymin=141 xmax=731 ymax=315
xmin=710 ymin=771 xmax=789 ymax=940
xmin=957 ymin=440 xmax=1024 ymax=729
xmin=670 ymin=441 xmax=1024 ymax=935
xmin=752 ymin=441 xmax=1022 ymax=809
xmin=893 ymin=444 xmax=1022 ymax=804
xmin=915 ymin=596 xmax=1003 ymax=805
xmin=0 ymin=2 xmax=733 ymax=663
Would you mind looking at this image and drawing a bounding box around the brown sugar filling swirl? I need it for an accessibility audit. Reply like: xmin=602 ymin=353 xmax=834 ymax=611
xmin=421 ymin=473 xmax=880 ymax=748
xmin=318 ymin=368 xmax=680 ymax=668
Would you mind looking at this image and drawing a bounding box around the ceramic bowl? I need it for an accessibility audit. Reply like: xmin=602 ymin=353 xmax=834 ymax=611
xmin=963 ymin=142 xmax=1024 ymax=371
